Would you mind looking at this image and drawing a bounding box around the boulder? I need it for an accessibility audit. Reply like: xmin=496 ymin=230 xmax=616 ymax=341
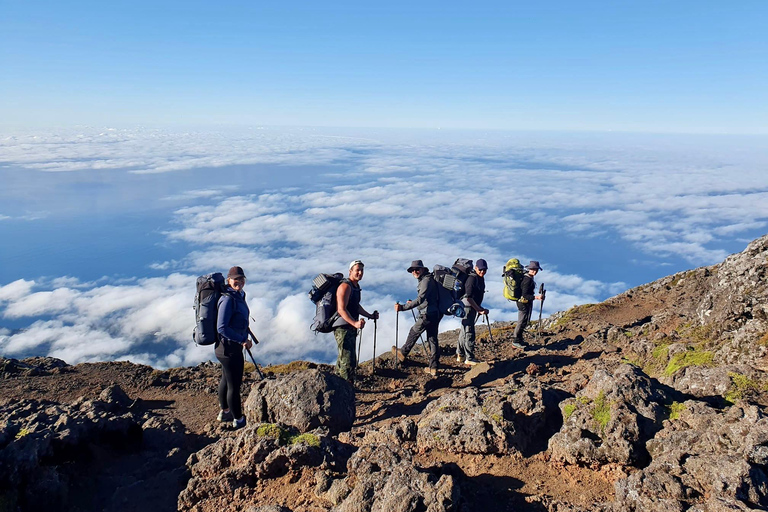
xmin=609 ymin=402 xmax=768 ymax=510
xmin=244 ymin=369 xmax=355 ymax=434
xmin=548 ymin=364 xmax=666 ymax=466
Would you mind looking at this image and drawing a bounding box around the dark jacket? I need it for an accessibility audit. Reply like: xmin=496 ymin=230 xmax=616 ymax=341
xmin=217 ymin=288 xmax=250 ymax=343
xmin=520 ymin=274 xmax=536 ymax=303
xmin=463 ymin=272 xmax=485 ymax=307
xmin=332 ymin=278 xmax=361 ymax=328
xmin=402 ymin=272 xmax=440 ymax=316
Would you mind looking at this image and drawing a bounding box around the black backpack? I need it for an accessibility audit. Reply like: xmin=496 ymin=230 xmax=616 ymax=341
xmin=193 ymin=272 xmax=225 ymax=346
xmin=432 ymin=265 xmax=466 ymax=318
xmin=451 ymin=258 xmax=473 ymax=298
xmin=308 ymin=273 xmax=344 ymax=334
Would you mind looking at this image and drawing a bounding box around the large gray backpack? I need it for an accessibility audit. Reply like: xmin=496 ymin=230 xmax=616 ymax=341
xmin=193 ymin=272 xmax=225 ymax=345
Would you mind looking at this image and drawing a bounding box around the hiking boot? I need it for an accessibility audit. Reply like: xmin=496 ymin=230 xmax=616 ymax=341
xmin=511 ymin=340 xmax=525 ymax=349
xmin=232 ymin=416 xmax=247 ymax=429
xmin=456 ymin=354 xmax=463 ymax=363
xmin=217 ymin=409 xmax=233 ymax=423
xmin=423 ymin=367 xmax=437 ymax=377
xmin=464 ymin=359 xmax=479 ymax=366
xmin=391 ymin=346 xmax=406 ymax=362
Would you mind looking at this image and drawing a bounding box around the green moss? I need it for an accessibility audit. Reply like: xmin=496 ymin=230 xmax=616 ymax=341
xmin=14 ymin=428 xmax=30 ymax=440
xmin=256 ymin=423 xmax=291 ymax=444
xmin=663 ymin=349 xmax=714 ymax=377
xmin=563 ymin=403 xmax=577 ymax=420
xmin=290 ymin=433 xmax=321 ymax=447
xmin=724 ymin=372 xmax=760 ymax=403
xmin=624 ymin=331 xmax=634 ymax=338
xmin=578 ymin=396 xmax=591 ymax=405
xmin=621 ymin=356 xmax=642 ymax=367
xmin=590 ymin=391 xmax=611 ymax=432
xmin=490 ymin=414 xmax=503 ymax=425
xmin=667 ymin=401 xmax=686 ymax=420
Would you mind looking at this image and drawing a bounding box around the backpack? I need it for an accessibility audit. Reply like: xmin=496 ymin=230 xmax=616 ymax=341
xmin=193 ymin=272 xmax=226 ymax=346
xmin=502 ymin=258 xmax=524 ymax=301
xmin=308 ymin=273 xmax=344 ymax=334
xmin=451 ymin=258 xmax=473 ymax=298
xmin=432 ymin=265 xmax=466 ymax=318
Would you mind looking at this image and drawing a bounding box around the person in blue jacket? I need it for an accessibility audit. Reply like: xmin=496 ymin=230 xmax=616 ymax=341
xmin=216 ymin=266 xmax=252 ymax=429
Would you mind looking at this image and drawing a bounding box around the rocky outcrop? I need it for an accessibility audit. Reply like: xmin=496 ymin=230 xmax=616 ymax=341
xmin=179 ymin=424 xmax=354 ymax=511
xmin=549 ymin=364 xmax=667 ymax=466
xmin=417 ymin=377 xmax=552 ymax=455
xmin=244 ymin=369 xmax=355 ymax=434
xmin=315 ymin=443 xmax=458 ymax=512
xmin=0 ymin=386 xmax=141 ymax=512
xmin=0 ymin=356 xmax=70 ymax=378
xmin=608 ymin=401 xmax=768 ymax=511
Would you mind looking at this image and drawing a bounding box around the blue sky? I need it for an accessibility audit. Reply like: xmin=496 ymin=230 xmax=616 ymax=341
xmin=2 ymin=1 xmax=766 ymax=132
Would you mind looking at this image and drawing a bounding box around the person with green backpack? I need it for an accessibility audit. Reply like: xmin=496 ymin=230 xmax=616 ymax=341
xmin=512 ymin=261 xmax=544 ymax=348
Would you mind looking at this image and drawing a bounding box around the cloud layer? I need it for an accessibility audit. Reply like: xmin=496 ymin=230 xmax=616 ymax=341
xmin=1 ymin=127 xmax=767 ymax=367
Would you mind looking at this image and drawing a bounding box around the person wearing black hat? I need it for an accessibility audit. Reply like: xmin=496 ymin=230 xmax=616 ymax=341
xmin=215 ymin=266 xmax=253 ymax=429
xmin=392 ymin=260 xmax=441 ymax=376
xmin=512 ymin=260 xmax=544 ymax=348
xmin=457 ymin=259 xmax=490 ymax=365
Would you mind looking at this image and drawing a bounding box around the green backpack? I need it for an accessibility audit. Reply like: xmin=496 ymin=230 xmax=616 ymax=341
xmin=502 ymin=258 xmax=524 ymax=301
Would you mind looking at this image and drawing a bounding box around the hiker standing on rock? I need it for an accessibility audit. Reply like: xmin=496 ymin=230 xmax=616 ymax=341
xmin=512 ymin=261 xmax=544 ymax=349
xmin=216 ymin=266 xmax=252 ymax=429
xmin=457 ymin=259 xmax=489 ymax=366
xmin=393 ymin=260 xmax=441 ymax=376
xmin=332 ymin=260 xmax=378 ymax=383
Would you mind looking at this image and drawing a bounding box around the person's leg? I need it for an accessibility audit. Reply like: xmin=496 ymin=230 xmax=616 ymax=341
xmin=334 ymin=327 xmax=356 ymax=382
xmin=457 ymin=315 xmax=470 ymax=360
xmin=215 ymin=344 xmax=231 ymax=414
xmin=227 ymin=350 xmax=245 ymax=419
xmin=513 ymin=302 xmax=532 ymax=345
xmin=463 ymin=310 xmax=477 ymax=360
xmin=425 ymin=314 xmax=440 ymax=370
xmin=401 ymin=314 xmax=427 ymax=356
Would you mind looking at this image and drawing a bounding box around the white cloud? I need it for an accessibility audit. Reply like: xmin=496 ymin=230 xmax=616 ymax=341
xmin=1 ymin=127 xmax=767 ymax=367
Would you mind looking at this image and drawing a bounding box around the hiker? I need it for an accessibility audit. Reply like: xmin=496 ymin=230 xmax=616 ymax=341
xmin=393 ymin=260 xmax=441 ymax=376
xmin=215 ymin=266 xmax=252 ymax=429
xmin=457 ymin=259 xmax=489 ymax=365
xmin=332 ymin=260 xmax=378 ymax=383
xmin=512 ymin=260 xmax=544 ymax=348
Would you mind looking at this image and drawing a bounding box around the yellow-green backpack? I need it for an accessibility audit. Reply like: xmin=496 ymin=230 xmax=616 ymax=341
xmin=502 ymin=258 xmax=524 ymax=301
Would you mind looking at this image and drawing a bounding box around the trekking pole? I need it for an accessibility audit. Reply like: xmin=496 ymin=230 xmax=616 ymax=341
xmin=372 ymin=317 xmax=378 ymax=374
xmin=357 ymin=323 xmax=364 ymax=366
xmin=484 ymin=313 xmax=494 ymax=343
xmin=411 ymin=309 xmax=430 ymax=357
xmin=395 ymin=306 xmax=400 ymax=369
xmin=246 ymin=329 xmax=265 ymax=379
xmin=537 ymin=283 xmax=546 ymax=344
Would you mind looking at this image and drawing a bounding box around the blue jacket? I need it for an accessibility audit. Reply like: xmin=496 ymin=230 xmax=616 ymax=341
xmin=217 ymin=288 xmax=250 ymax=343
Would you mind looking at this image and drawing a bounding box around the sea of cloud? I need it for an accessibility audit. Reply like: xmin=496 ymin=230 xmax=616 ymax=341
xmin=1 ymin=127 xmax=767 ymax=367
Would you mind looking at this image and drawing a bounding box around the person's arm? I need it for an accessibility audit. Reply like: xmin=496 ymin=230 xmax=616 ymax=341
xmin=401 ymin=278 xmax=427 ymax=311
xmin=217 ymin=295 xmax=246 ymax=343
xmin=358 ymin=305 xmax=378 ymax=320
xmin=521 ymin=277 xmax=536 ymax=302
xmin=336 ymin=283 xmax=364 ymax=328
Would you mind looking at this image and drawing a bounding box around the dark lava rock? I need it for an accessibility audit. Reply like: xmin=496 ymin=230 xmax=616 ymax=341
xmin=549 ymin=364 xmax=667 ymax=466
xmin=243 ymin=369 xmax=355 ymax=434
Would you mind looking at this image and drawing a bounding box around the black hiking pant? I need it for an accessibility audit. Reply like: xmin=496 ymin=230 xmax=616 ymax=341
xmin=401 ymin=312 xmax=440 ymax=369
xmin=215 ymin=338 xmax=245 ymax=419
xmin=513 ymin=300 xmax=533 ymax=343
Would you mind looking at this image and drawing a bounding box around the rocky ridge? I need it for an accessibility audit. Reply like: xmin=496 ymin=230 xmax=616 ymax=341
xmin=1 ymin=234 xmax=768 ymax=511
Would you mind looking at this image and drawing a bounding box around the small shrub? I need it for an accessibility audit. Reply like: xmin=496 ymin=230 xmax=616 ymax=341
xmin=663 ymin=349 xmax=714 ymax=377
xmin=724 ymin=372 xmax=759 ymax=403
xmin=290 ymin=433 xmax=320 ymax=447
xmin=14 ymin=428 xmax=30 ymax=441
xmin=256 ymin=423 xmax=291 ymax=444
xmin=563 ymin=403 xmax=577 ymax=420
xmin=591 ymin=391 xmax=611 ymax=432
xmin=667 ymin=401 xmax=686 ymax=420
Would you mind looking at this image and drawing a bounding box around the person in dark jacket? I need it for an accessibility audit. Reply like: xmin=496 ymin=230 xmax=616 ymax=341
xmin=512 ymin=260 xmax=544 ymax=348
xmin=457 ymin=259 xmax=489 ymax=365
xmin=392 ymin=260 xmax=441 ymax=376
xmin=332 ymin=259 xmax=378 ymax=383
xmin=215 ymin=266 xmax=252 ymax=429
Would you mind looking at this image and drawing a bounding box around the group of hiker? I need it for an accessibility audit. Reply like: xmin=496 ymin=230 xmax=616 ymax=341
xmin=203 ymin=258 xmax=545 ymax=429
